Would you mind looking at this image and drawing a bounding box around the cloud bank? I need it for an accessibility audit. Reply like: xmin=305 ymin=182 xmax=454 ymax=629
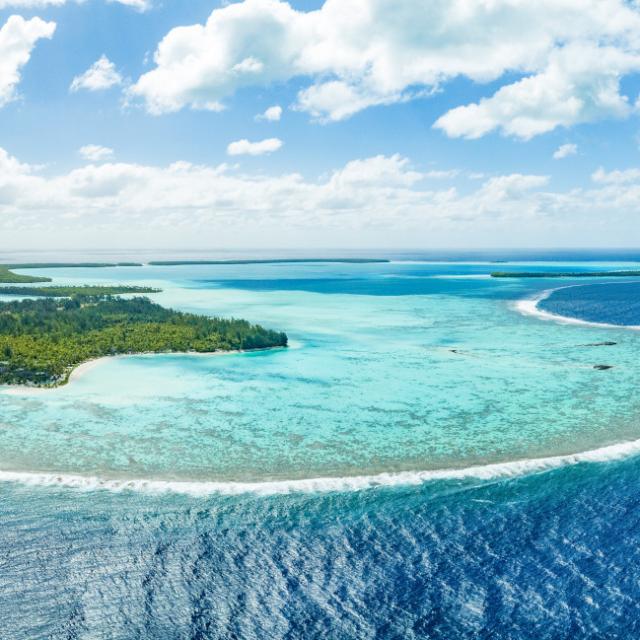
xmin=0 ymin=147 xmax=637 ymax=247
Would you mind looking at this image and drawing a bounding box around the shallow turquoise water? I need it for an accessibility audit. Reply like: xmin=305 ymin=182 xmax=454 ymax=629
xmin=1 ymin=261 xmax=639 ymax=484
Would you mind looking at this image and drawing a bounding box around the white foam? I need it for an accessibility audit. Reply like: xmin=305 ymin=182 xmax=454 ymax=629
xmin=514 ymin=286 xmax=640 ymax=330
xmin=2 ymin=437 xmax=640 ymax=496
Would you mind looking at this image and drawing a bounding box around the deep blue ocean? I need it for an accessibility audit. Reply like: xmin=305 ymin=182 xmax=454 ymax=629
xmin=540 ymin=281 xmax=640 ymax=326
xmin=4 ymin=458 xmax=640 ymax=639
xmin=1 ymin=250 xmax=640 ymax=639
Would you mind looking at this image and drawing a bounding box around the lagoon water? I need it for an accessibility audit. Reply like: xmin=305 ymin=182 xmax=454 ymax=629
xmin=1 ymin=255 xmax=640 ymax=638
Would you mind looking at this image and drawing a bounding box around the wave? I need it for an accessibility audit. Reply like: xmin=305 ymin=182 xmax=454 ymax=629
xmin=514 ymin=286 xmax=640 ymax=330
xmin=2 ymin=438 xmax=640 ymax=496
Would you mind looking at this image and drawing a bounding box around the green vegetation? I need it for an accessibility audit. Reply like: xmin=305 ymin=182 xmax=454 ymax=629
xmin=148 ymin=259 xmax=390 ymax=265
xmin=0 ymin=263 xmax=145 ymax=283
xmin=0 ymin=285 xmax=160 ymax=297
xmin=0 ymin=296 xmax=287 ymax=387
xmin=491 ymin=270 xmax=640 ymax=278
xmin=0 ymin=266 xmax=51 ymax=284
xmin=8 ymin=262 xmax=143 ymax=268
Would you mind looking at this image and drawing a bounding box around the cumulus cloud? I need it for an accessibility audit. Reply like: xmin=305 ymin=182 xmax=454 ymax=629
xmin=256 ymin=105 xmax=282 ymax=121
xmin=3 ymin=146 xmax=638 ymax=247
xmin=227 ymin=137 xmax=282 ymax=156
xmin=553 ymin=144 xmax=578 ymax=160
xmin=70 ymin=55 xmax=122 ymax=92
xmin=79 ymin=144 xmax=114 ymax=162
xmin=0 ymin=15 xmax=56 ymax=108
xmin=435 ymin=43 xmax=638 ymax=139
xmin=129 ymin=0 xmax=640 ymax=137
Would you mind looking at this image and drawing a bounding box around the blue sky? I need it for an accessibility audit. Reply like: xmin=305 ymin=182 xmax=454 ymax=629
xmin=1 ymin=0 xmax=640 ymax=249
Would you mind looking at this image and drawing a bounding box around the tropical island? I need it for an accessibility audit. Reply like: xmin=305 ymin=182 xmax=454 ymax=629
xmin=0 ymin=295 xmax=287 ymax=387
xmin=0 ymin=265 xmax=52 ymax=284
xmin=0 ymin=285 xmax=160 ymax=297
xmin=491 ymin=270 xmax=640 ymax=278
xmin=0 ymin=263 xmax=145 ymax=283
xmin=147 ymin=258 xmax=390 ymax=265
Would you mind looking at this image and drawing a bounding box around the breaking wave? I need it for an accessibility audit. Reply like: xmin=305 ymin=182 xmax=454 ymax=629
xmin=514 ymin=286 xmax=640 ymax=330
xmin=2 ymin=437 xmax=640 ymax=496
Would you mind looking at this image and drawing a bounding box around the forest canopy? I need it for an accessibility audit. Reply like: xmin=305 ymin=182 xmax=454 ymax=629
xmin=0 ymin=296 xmax=287 ymax=387
xmin=0 ymin=285 xmax=160 ymax=297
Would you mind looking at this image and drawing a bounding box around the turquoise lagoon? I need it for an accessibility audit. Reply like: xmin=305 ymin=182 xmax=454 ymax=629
xmin=1 ymin=260 xmax=639 ymax=488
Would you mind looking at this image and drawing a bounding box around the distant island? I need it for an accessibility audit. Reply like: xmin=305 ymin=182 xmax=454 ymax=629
xmin=147 ymin=258 xmax=390 ymax=265
xmin=7 ymin=262 xmax=143 ymax=268
xmin=491 ymin=270 xmax=640 ymax=278
xmin=0 ymin=263 xmax=142 ymax=284
xmin=0 ymin=295 xmax=287 ymax=387
xmin=0 ymin=259 xmax=390 ymax=284
xmin=0 ymin=265 xmax=52 ymax=284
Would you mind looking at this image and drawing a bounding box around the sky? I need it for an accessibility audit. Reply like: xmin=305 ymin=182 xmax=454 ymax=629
xmin=1 ymin=0 xmax=640 ymax=250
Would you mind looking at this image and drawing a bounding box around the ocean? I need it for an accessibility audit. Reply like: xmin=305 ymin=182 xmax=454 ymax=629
xmin=1 ymin=252 xmax=639 ymax=638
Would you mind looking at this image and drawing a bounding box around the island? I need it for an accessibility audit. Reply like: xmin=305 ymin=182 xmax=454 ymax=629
xmin=0 ymin=263 xmax=144 ymax=284
xmin=0 ymin=295 xmax=287 ymax=387
xmin=0 ymin=259 xmax=391 ymax=285
xmin=491 ymin=270 xmax=640 ymax=278
xmin=0 ymin=285 xmax=160 ymax=297
xmin=147 ymin=258 xmax=390 ymax=265
xmin=0 ymin=265 xmax=52 ymax=284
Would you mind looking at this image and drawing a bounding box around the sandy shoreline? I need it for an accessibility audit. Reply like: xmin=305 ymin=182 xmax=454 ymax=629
xmin=1 ymin=347 xmax=285 ymax=395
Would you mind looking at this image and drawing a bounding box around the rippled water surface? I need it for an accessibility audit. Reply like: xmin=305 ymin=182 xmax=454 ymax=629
xmin=540 ymin=280 xmax=640 ymax=326
xmin=1 ymin=256 xmax=640 ymax=638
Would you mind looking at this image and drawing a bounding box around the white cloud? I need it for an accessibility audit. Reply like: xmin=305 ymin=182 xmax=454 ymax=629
xmin=553 ymin=143 xmax=578 ymax=160
xmin=107 ymin=0 xmax=151 ymax=10
xmin=479 ymin=174 xmax=550 ymax=198
xmin=227 ymin=137 xmax=282 ymax=156
xmin=329 ymin=154 xmax=422 ymax=188
xmin=592 ymin=167 xmax=640 ymax=184
xmin=70 ymin=55 xmax=122 ymax=92
xmin=0 ymin=0 xmax=151 ymax=7
xmin=424 ymin=169 xmax=459 ymax=180
xmin=129 ymin=0 xmax=640 ymax=137
xmin=79 ymin=144 xmax=114 ymax=162
xmin=4 ymin=146 xmax=639 ymax=248
xmin=0 ymin=0 xmax=64 ymax=6
xmin=0 ymin=15 xmax=56 ymax=108
xmin=256 ymin=105 xmax=282 ymax=121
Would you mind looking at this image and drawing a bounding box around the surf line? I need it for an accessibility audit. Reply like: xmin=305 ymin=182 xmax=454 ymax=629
xmin=514 ymin=283 xmax=640 ymax=330
xmin=2 ymin=437 xmax=640 ymax=496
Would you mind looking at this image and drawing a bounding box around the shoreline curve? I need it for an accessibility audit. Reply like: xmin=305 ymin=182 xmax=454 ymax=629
xmin=1 ymin=347 xmax=286 ymax=395
xmin=2 ymin=437 xmax=640 ymax=496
